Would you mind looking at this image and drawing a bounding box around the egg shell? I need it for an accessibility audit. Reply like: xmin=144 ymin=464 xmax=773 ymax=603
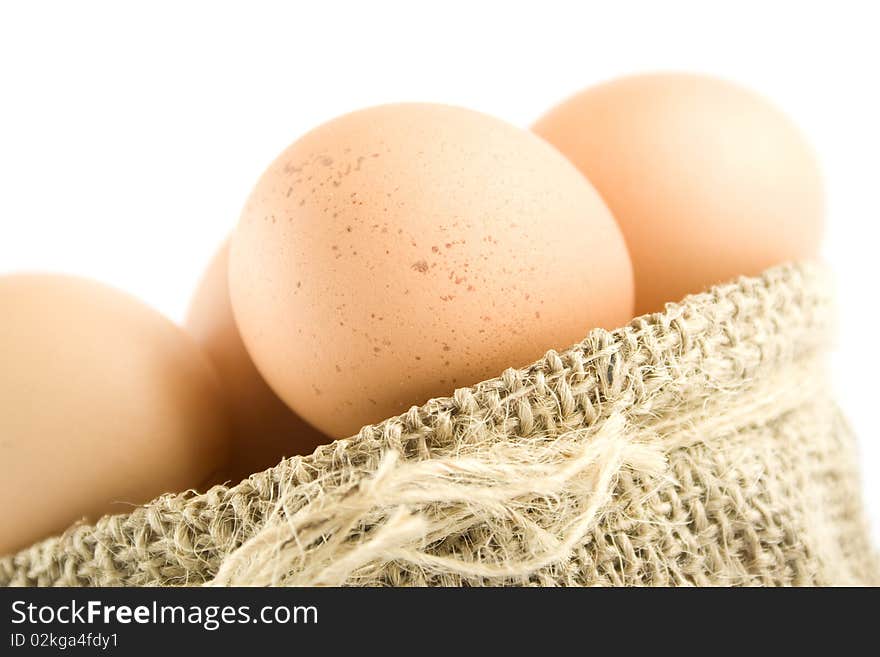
xmin=230 ymin=103 xmax=634 ymax=438
xmin=186 ymin=239 xmax=327 ymax=482
xmin=533 ymin=73 xmax=824 ymax=314
xmin=0 ymin=274 xmax=230 ymax=554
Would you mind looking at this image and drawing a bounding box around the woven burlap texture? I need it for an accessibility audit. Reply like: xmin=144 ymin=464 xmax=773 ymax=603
xmin=1 ymin=262 xmax=877 ymax=586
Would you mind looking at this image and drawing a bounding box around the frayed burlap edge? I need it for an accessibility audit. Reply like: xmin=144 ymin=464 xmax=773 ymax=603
xmin=2 ymin=262 xmax=878 ymax=586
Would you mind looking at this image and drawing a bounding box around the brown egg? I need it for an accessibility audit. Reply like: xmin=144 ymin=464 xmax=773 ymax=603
xmin=230 ymin=103 xmax=634 ymax=439
xmin=0 ymin=274 xmax=230 ymax=555
xmin=186 ymin=239 xmax=327 ymax=481
xmin=533 ymin=73 xmax=824 ymax=315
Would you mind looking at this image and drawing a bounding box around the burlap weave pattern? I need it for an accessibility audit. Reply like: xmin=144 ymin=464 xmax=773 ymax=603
xmin=2 ymin=262 xmax=877 ymax=586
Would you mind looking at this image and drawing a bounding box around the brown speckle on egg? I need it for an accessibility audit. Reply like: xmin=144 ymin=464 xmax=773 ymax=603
xmin=229 ymin=103 xmax=633 ymax=438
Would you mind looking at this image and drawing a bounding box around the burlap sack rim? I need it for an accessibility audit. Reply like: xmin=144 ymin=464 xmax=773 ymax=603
xmin=2 ymin=261 xmax=877 ymax=586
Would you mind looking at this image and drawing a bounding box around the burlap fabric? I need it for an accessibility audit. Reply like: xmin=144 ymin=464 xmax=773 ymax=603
xmin=2 ymin=262 xmax=877 ymax=586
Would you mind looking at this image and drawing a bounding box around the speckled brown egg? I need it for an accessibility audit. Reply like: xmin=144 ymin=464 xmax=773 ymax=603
xmin=230 ymin=103 xmax=634 ymax=438
xmin=186 ymin=239 xmax=328 ymax=482
xmin=0 ymin=274 xmax=230 ymax=555
xmin=533 ymin=73 xmax=824 ymax=315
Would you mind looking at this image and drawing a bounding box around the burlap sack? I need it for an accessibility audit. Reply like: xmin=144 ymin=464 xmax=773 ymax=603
xmin=2 ymin=262 xmax=877 ymax=586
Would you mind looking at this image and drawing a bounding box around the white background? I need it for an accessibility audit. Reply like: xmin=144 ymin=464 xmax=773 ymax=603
xmin=1 ymin=1 xmax=877 ymax=542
